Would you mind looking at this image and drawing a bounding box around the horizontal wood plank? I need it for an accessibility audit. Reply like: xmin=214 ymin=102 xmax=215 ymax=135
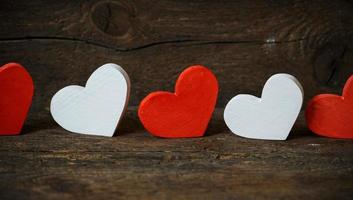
xmin=0 ymin=109 xmax=352 ymax=200
xmin=0 ymin=0 xmax=353 ymax=115
xmin=0 ymin=38 xmax=351 ymax=119
xmin=0 ymin=1 xmax=353 ymax=199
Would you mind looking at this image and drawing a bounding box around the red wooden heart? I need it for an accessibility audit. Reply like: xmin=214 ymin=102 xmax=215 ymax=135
xmin=0 ymin=63 xmax=34 ymax=135
xmin=306 ymin=75 xmax=353 ymax=139
xmin=138 ymin=65 xmax=218 ymax=138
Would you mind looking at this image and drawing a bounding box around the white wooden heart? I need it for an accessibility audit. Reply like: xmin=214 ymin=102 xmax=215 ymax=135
xmin=50 ymin=63 xmax=130 ymax=137
xmin=223 ymin=74 xmax=303 ymax=140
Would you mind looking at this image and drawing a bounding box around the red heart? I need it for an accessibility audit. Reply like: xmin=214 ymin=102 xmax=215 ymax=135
xmin=306 ymin=75 xmax=353 ymax=139
xmin=0 ymin=63 xmax=34 ymax=135
xmin=138 ymin=65 xmax=218 ymax=138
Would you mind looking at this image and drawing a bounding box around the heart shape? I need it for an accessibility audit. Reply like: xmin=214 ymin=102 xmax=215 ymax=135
xmin=0 ymin=63 xmax=34 ymax=135
xmin=50 ymin=63 xmax=130 ymax=137
xmin=224 ymin=74 xmax=303 ymax=140
xmin=306 ymin=75 xmax=353 ymax=139
xmin=138 ymin=65 xmax=218 ymax=138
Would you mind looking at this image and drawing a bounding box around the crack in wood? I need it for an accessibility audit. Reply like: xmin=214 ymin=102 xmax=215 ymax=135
xmin=0 ymin=32 xmax=335 ymax=52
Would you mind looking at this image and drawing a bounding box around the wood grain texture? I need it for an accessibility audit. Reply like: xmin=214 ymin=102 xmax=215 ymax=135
xmin=0 ymin=0 xmax=353 ymax=199
xmin=0 ymin=108 xmax=353 ymax=200
xmin=0 ymin=0 xmax=353 ymax=119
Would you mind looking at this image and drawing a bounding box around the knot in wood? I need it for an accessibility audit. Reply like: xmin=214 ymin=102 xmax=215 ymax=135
xmin=91 ymin=1 xmax=136 ymax=38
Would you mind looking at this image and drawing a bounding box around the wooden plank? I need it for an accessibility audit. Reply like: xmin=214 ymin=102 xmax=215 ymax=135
xmin=1 ymin=0 xmax=353 ymax=48
xmin=0 ymin=1 xmax=353 ymax=199
xmin=0 ymin=109 xmax=352 ymax=200
xmin=0 ymin=1 xmax=352 ymax=112
xmin=0 ymin=39 xmax=351 ymax=118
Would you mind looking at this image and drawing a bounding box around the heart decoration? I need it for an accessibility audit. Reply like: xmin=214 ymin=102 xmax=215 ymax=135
xmin=138 ymin=65 xmax=219 ymax=138
xmin=224 ymin=74 xmax=303 ymax=140
xmin=0 ymin=63 xmax=34 ymax=135
xmin=50 ymin=63 xmax=130 ymax=137
xmin=306 ymin=75 xmax=353 ymax=139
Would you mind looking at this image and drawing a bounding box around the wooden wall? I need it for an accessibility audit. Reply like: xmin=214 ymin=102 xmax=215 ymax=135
xmin=0 ymin=0 xmax=353 ymax=122
xmin=1 ymin=1 xmax=353 ymax=199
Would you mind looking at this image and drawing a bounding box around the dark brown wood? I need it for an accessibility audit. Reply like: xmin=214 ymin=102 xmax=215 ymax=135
xmin=1 ymin=0 xmax=353 ymax=116
xmin=0 ymin=0 xmax=353 ymax=199
xmin=0 ymin=109 xmax=353 ymax=200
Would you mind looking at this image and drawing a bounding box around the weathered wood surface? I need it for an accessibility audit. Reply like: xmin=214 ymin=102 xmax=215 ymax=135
xmin=0 ymin=0 xmax=353 ymax=199
xmin=0 ymin=108 xmax=353 ymax=200
xmin=1 ymin=0 xmax=353 ymax=120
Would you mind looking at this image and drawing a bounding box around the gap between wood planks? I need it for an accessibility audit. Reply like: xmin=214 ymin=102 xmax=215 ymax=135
xmin=0 ymin=30 xmax=337 ymax=52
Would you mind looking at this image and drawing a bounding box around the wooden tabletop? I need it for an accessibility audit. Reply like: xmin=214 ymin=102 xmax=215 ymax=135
xmin=0 ymin=108 xmax=352 ymax=200
xmin=1 ymin=0 xmax=353 ymax=199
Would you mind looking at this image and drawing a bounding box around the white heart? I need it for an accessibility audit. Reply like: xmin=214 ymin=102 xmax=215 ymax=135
xmin=50 ymin=63 xmax=130 ymax=137
xmin=224 ymin=74 xmax=303 ymax=140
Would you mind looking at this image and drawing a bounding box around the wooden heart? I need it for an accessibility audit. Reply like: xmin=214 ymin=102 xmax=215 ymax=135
xmin=50 ymin=63 xmax=130 ymax=137
xmin=224 ymin=74 xmax=303 ymax=140
xmin=306 ymin=75 xmax=353 ymax=139
xmin=0 ymin=63 xmax=34 ymax=135
xmin=138 ymin=65 xmax=219 ymax=138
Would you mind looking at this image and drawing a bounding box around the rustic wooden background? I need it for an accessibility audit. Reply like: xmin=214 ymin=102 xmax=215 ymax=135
xmin=0 ymin=0 xmax=353 ymax=199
